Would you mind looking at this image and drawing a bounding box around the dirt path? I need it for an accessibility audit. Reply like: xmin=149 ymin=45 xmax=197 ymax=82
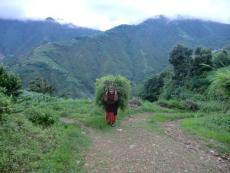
xmin=83 ymin=113 xmax=229 ymax=173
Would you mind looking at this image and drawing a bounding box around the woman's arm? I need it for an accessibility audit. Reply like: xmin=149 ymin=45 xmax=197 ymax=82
xmin=114 ymin=90 xmax=118 ymax=101
xmin=104 ymin=91 xmax=108 ymax=101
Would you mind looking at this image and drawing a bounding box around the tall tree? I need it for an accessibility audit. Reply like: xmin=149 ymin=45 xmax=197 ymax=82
xmin=169 ymin=44 xmax=192 ymax=85
xmin=190 ymin=47 xmax=213 ymax=76
xmin=141 ymin=73 xmax=167 ymax=102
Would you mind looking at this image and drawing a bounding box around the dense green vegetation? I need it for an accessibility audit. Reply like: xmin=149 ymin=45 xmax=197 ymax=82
xmin=0 ymin=66 xmax=134 ymax=171
xmin=0 ymin=65 xmax=22 ymax=97
xmin=141 ymin=45 xmax=230 ymax=102
xmin=142 ymin=44 xmax=230 ymax=153
xmin=5 ymin=17 xmax=230 ymax=98
xmin=0 ymin=89 xmax=143 ymax=171
xmin=29 ymin=77 xmax=55 ymax=95
xmin=1 ymin=77 xmax=230 ymax=172
xmin=0 ymin=92 xmax=90 ymax=172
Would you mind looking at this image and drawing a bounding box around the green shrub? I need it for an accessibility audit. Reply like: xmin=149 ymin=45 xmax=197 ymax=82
xmin=208 ymin=67 xmax=230 ymax=100
xmin=0 ymin=65 xmax=22 ymax=97
xmin=183 ymin=100 xmax=199 ymax=111
xmin=140 ymin=71 xmax=173 ymax=102
xmin=26 ymin=107 xmax=56 ymax=126
xmin=213 ymin=49 xmax=230 ymax=68
xmin=196 ymin=100 xmax=226 ymax=113
xmin=29 ymin=77 xmax=55 ymax=95
xmin=157 ymin=99 xmax=184 ymax=110
xmin=95 ymin=75 xmax=131 ymax=111
xmin=208 ymin=115 xmax=230 ymax=132
xmin=0 ymin=93 xmax=11 ymax=116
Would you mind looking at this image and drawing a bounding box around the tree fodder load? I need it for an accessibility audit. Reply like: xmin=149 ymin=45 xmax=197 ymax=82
xmin=95 ymin=75 xmax=131 ymax=111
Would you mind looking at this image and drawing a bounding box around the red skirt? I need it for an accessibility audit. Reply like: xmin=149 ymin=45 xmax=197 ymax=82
xmin=106 ymin=112 xmax=116 ymax=124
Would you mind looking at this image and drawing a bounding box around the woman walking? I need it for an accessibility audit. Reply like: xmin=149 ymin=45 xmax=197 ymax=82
xmin=104 ymin=86 xmax=118 ymax=126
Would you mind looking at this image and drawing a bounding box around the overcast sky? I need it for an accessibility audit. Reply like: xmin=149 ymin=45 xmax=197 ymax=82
xmin=0 ymin=0 xmax=230 ymax=30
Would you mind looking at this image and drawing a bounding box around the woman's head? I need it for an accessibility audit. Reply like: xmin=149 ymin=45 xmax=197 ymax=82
xmin=108 ymin=86 xmax=115 ymax=94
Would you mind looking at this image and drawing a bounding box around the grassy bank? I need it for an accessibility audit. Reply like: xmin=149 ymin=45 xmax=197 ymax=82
xmin=1 ymin=92 xmax=91 ymax=172
xmin=181 ymin=115 xmax=230 ymax=153
xmin=147 ymin=99 xmax=230 ymax=153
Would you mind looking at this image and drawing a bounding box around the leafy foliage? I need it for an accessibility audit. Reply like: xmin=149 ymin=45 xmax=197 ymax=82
xmin=25 ymin=107 xmax=56 ymax=126
xmin=169 ymin=44 xmax=192 ymax=85
xmin=190 ymin=47 xmax=213 ymax=76
xmin=0 ymin=65 xmax=22 ymax=97
xmin=95 ymin=75 xmax=131 ymax=111
xmin=141 ymin=44 xmax=230 ymax=108
xmin=29 ymin=77 xmax=55 ymax=95
xmin=213 ymin=49 xmax=230 ymax=68
xmin=0 ymin=93 xmax=11 ymax=120
xmin=140 ymin=72 xmax=170 ymax=102
xmin=208 ymin=67 xmax=230 ymax=100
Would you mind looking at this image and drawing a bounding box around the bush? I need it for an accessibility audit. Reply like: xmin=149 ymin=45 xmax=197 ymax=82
xmin=213 ymin=49 xmax=230 ymax=68
xmin=157 ymin=99 xmax=201 ymax=111
xmin=183 ymin=100 xmax=199 ymax=111
xmin=128 ymin=99 xmax=142 ymax=108
xmin=196 ymin=100 xmax=226 ymax=113
xmin=26 ymin=107 xmax=56 ymax=126
xmin=208 ymin=115 xmax=230 ymax=132
xmin=208 ymin=67 xmax=230 ymax=104
xmin=140 ymin=72 xmax=168 ymax=102
xmin=95 ymin=75 xmax=131 ymax=111
xmin=0 ymin=93 xmax=11 ymax=120
xmin=29 ymin=77 xmax=55 ymax=95
xmin=0 ymin=65 xmax=22 ymax=97
xmin=157 ymin=99 xmax=184 ymax=110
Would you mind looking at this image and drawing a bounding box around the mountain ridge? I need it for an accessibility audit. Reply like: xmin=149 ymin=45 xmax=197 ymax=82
xmin=0 ymin=18 xmax=100 ymax=59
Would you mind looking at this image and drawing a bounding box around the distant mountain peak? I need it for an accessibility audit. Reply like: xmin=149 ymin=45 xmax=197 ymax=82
xmin=141 ymin=15 xmax=171 ymax=25
xmin=45 ymin=17 xmax=56 ymax=22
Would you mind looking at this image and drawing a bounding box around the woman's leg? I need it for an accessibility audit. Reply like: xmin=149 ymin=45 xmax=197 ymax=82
xmin=106 ymin=112 xmax=110 ymax=124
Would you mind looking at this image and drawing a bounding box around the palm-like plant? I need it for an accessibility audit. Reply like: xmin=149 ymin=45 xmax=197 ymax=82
xmin=209 ymin=67 xmax=230 ymax=99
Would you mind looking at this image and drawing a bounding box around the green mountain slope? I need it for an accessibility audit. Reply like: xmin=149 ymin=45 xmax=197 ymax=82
xmin=0 ymin=18 xmax=99 ymax=59
xmin=9 ymin=17 xmax=230 ymax=98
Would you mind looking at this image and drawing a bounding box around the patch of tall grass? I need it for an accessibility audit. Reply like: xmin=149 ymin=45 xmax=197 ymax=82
xmin=181 ymin=115 xmax=230 ymax=153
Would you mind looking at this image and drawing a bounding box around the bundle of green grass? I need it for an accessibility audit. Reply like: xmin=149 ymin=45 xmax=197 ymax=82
xmin=95 ymin=75 xmax=131 ymax=111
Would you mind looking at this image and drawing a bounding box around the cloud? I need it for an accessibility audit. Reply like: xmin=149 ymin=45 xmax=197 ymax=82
xmin=0 ymin=0 xmax=229 ymax=30
xmin=0 ymin=0 xmax=25 ymax=19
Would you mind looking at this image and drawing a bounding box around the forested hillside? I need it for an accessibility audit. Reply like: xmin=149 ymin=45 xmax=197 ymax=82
xmin=5 ymin=16 xmax=230 ymax=97
xmin=0 ymin=18 xmax=99 ymax=59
